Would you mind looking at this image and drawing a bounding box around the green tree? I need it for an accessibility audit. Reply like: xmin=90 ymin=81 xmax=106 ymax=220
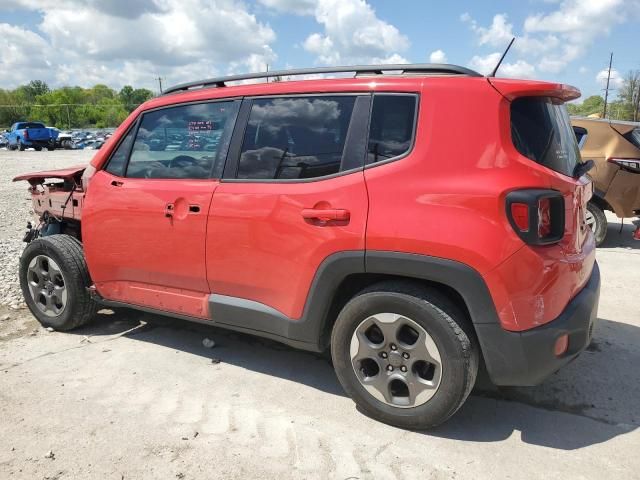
xmin=120 ymin=86 xmax=153 ymax=112
xmin=567 ymin=95 xmax=605 ymax=117
xmin=618 ymin=70 xmax=640 ymax=122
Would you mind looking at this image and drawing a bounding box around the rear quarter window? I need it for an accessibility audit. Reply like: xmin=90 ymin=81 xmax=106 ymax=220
xmin=511 ymin=97 xmax=580 ymax=177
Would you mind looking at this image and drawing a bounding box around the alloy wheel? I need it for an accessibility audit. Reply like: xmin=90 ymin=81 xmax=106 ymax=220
xmin=350 ymin=313 xmax=442 ymax=408
xmin=26 ymin=255 xmax=68 ymax=317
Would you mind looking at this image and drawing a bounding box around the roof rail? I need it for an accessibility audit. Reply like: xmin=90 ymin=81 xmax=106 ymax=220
xmin=162 ymin=63 xmax=482 ymax=95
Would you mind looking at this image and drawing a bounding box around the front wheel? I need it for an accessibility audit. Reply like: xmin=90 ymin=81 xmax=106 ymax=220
xmin=19 ymin=235 xmax=97 ymax=331
xmin=586 ymin=201 xmax=607 ymax=246
xmin=331 ymin=282 xmax=479 ymax=429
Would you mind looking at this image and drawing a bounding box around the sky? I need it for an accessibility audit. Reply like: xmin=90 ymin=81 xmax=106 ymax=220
xmin=0 ymin=0 xmax=638 ymax=102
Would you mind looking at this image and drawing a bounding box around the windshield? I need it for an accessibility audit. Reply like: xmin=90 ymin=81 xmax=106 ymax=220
xmin=511 ymin=97 xmax=580 ymax=177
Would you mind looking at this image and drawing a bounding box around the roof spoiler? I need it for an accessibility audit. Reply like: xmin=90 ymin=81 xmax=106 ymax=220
xmin=487 ymin=78 xmax=581 ymax=102
xmin=488 ymin=78 xmax=581 ymax=102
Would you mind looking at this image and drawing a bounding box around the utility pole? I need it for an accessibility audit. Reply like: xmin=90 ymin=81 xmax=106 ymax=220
xmin=157 ymin=77 xmax=163 ymax=94
xmin=266 ymin=64 xmax=269 ymax=83
xmin=603 ymin=52 xmax=613 ymax=119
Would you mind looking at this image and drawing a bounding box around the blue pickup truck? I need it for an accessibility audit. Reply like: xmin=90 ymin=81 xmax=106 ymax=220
xmin=6 ymin=122 xmax=58 ymax=151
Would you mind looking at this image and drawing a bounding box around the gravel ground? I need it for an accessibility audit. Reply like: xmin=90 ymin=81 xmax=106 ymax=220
xmin=1 ymin=149 xmax=639 ymax=479
xmin=0 ymin=149 xmax=94 ymax=310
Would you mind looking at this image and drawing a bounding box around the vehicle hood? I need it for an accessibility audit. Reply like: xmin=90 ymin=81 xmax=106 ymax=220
xmin=12 ymin=165 xmax=86 ymax=184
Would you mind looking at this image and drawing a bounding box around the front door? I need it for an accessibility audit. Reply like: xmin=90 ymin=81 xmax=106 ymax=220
xmin=83 ymin=99 xmax=240 ymax=318
xmin=206 ymin=94 xmax=371 ymax=324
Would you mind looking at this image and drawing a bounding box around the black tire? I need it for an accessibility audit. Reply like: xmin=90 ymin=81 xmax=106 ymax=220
xmin=331 ymin=281 xmax=479 ymax=429
xmin=587 ymin=201 xmax=607 ymax=246
xmin=35 ymin=146 xmax=42 ymax=151
xmin=19 ymin=235 xmax=97 ymax=331
xmin=18 ymin=139 xmax=25 ymax=151
xmin=47 ymin=147 xmax=55 ymax=151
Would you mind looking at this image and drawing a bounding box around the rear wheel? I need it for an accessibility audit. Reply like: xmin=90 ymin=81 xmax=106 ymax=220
xmin=19 ymin=235 xmax=97 ymax=331
xmin=331 ymin=282 xmax=479 ymax=429
xmin=17 ymin=139 xmax=25 ymax=151
xmin=35 ymin=146 xmax=42 ymax=151
xmin=586 ymin=201 xmax=607 ymax=246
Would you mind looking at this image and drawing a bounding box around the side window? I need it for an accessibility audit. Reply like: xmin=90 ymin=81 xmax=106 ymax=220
xmin=367 ymin=95 xmax=417 ymax=164
xmin=573 ymin=126 xmax=588 ymax=149
xmin=237 ymin=96 xmax=356 ymax=180
xmin=105 ymin=126 xmax=136 ymax=177
xmin=126 ymin=101 xmax=240 ymax=179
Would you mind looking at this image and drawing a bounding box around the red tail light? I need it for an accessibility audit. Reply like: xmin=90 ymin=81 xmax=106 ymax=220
xmin=24 ymin=129 xmax=29 ymax=140
xmin=506 ymin=190 xmax=564 ymax=245
xmin=510 ymin=203 xmax=529 ymax=231
xmin=608 ymin=158 xmax=640 ymax=173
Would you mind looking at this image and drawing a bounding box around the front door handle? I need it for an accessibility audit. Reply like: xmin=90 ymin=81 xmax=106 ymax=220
xmin=301 ymin=208 xmax=350 ymax=222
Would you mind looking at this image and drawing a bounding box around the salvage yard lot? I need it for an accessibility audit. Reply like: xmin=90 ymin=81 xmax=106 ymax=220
xmin=1 ymin=150 xmax=639 ymax=479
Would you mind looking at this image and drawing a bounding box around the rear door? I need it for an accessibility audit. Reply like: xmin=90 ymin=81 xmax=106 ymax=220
xmin=206 ymin=94 xmax=370 ymax=325
xmin=83 ymin=99 xmax=240 ymax=318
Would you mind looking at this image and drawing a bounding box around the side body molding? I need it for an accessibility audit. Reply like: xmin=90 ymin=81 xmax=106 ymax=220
xmin=207 ymin=250 xmax=500 ymax=352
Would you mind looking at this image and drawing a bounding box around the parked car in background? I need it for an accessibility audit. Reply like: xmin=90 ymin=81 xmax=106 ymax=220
xmin=5 ymin=121 xmax=59 ymax=151
xmin=55 ymin=130 xmax=74 ymax=149
xmin=0 ymin=132 xmax=8 ymax=149
xmin=572 ymin=117 xmax=640 ymax=245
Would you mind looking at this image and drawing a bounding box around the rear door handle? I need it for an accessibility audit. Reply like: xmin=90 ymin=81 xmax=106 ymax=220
xmin=111 ymin=180 xmax=123 ymax=187
xmin=301 ymin=208 xmax=350 ymax=222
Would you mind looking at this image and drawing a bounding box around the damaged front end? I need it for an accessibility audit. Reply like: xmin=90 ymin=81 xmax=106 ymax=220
xmin=13 ymin=165 xmax=86 ymax=244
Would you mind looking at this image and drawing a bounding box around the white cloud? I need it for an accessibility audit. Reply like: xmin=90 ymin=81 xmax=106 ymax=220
xmin=0 ymin=23 xmax=52 ymax=87
xmin=429 ymin=50 xmax=447 ymax=64
xmin=290 ymin=0 xmax=409 ymax=65
xmin=0 ymin=0 xmax=277 ymax=89
xmin=521 ymin=0 xmax=626 ymax=72
xmin=469 ymin=53 xmax=535 ymax=78
xmin=463 ymin=13 xmax=514 ymax=47
xmin=463 ymin=1 xmax=638 ymax=77
xmin=596 ymin=68 xmax=624 ymax=89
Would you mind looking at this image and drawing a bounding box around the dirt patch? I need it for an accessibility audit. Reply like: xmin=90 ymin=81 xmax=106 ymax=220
xmin=0 ymin=305 xmax=40 ymax=342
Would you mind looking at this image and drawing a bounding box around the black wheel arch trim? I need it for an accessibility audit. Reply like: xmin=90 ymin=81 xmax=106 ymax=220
xmin=207 ymin=250 xmax=500 ymax=352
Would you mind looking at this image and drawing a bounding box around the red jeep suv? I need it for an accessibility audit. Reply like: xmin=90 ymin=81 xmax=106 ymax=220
xmin=15 ymin=64 xmax=600 ymax=428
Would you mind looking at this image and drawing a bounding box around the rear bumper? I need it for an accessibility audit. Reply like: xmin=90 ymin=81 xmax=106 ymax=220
xmin=476 ymin=262 xmax=600 ymax=386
